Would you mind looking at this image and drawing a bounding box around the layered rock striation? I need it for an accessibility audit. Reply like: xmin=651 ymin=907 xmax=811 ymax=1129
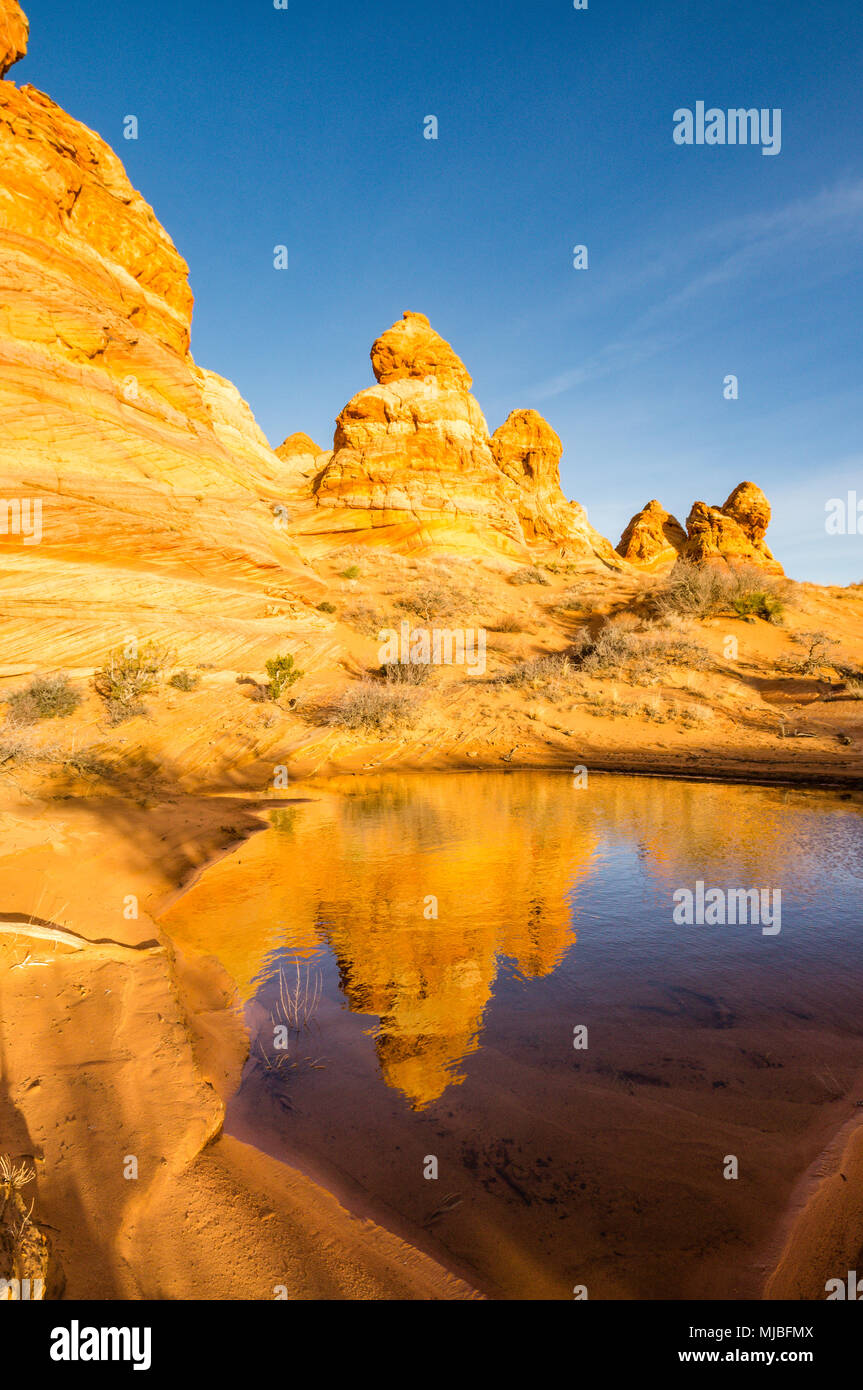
xmin=294 ymin=312 xmax=618 ymax=562
xmin=0 ymin=0 xmax=311 ymax=610
xmin=616 ymin=499 xmax=687 ymax=568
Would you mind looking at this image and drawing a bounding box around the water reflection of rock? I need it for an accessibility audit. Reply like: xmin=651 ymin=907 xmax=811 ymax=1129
xmin=161 ymin=774 xmax=862 ymax=1109
xmin=162 ymin=776 xmax=596 ymax=1107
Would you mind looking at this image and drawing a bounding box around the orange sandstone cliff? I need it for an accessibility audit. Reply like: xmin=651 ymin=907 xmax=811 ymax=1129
xmin=0 ymin=0 xmax=314 ymax=620
xmin=616 ymin=499 xmax=687 ymax=568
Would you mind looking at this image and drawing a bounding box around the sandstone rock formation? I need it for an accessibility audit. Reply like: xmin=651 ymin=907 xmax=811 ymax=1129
xmin=291 ymin=311 xmax=619 ymax=563
xmin=684 ymin=482 xmax=782 ymax=573
xmin=491 ymin=409 xmax=617 ymax=559
xmin=616 ymin=499 xmax=687 ymax=567
xmin=0 ymin=0 xmax=783 ymax=638
xmin=370 ymin=310 xmax=472 ymax=393
xmin=0 ymin=1 xmax=322 ymax=673
xmin=0 ymin=0 xmax=26 ymax=78
xmin=276 ymin=432 xmax=324 ymax=465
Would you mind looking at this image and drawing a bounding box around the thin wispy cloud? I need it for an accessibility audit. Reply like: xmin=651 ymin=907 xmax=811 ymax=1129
xmin=529 ymin=178 xmax=863 ymax=402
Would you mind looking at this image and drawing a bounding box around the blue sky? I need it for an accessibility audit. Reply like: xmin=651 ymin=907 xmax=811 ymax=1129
xmin=16 ymin=0 xmax=863 ymax=582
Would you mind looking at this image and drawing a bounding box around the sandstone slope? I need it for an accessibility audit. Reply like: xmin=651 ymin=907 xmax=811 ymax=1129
xmin=0 ymin=1 xmax=323 ymax=678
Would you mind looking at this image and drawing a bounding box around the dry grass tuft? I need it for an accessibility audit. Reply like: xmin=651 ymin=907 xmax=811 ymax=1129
xmin=328 ymin=682 xmax=421 ymax=733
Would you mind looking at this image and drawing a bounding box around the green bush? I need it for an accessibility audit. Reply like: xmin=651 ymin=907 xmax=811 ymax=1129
xmin=94 ymin=642 xmax=169 ymax=720
xmin=730 ymin=590 xmax=785 ymax=622
xmin=317 ymin=601 xmax=337 ymax=614
xmin=340 ymin=565 xmax=361 ymax=580
xmin=265 ymin=654 xmax=304 ymax=700
xmin=6 ymin=674 xmax=81 ymax=724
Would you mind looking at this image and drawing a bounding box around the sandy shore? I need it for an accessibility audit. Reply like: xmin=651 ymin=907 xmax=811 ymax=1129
xmin=0 ymin=787 xmax=477 ymax=1299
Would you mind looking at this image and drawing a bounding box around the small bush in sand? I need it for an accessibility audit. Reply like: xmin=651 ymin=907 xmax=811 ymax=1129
xmin=377 ymin=659 xmax=432 ymax=686
xmin=265 ymin=654 xmax=304 ymax=700
xmin=486 ymin=613 xmax=523 ymax=633
xmin=339 ymin=564 xmax=361 ymax=580
xmin=784 ymin=630 xmax=835 ymax=676
xmin=0 ymin=722 xmax=109 ymax=779
xmin=6 ymin=674 xmax=81 ymax=724
xmin=168 ymin=670 xmax=200 ymax=692
xmin=508 ymin=566 xmax=550 ymax=586
xmin=497 ymin=653 xmax=574 ymax=687
xmin=730 ymin=588 xmax=785 ymax=622
xmin=494 ymin=653 xmax=577 ymax=702
xmin=574 ymin=621 xmax=710 ymax=681
xmin=551 ymin=588 xmax=586 ymax=616
xmin=397 ymin=579 xmax=470 ymax=621
xmin=317 ymin=600 xmax=337 ymax=614
xmin=834 ymin=665 xmax=863 ymax=698
xmin=343 ymin=602 xmax=393 ymax=638
xmin=94 ymin=642 xmax=170 ymax=721
xmin=328 ymin=683 xmax=420 ymax=733
xmin=0 ymin=723 xmax=36 ymax=767
xmin=673 ymin=701 xmax=715 ymax=728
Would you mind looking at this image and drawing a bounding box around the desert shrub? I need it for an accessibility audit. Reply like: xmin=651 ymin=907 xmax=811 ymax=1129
xmin=0 ymin=723 xmax=35 ymax=766
xmin=264 ymin=654 xmax=304 ymax=700
xmin=59 ymin=746 xmax=112 ymax=779
xmin=168 ymin=670 xmax=200 ymax=692
xmin=508 ymin=566 xmax=550 ymax=586
xmin=397 ymin=580 xmax=468 ymax=621
xmin=574 ymin=622 xmax=709 ymax=679
xmin=378 ymin=660 xmax=432 ymax=686
xmin=6 ymin=674 xmax=81 ymax=724
xmin=652 ymin=561 xmax=732 ymax=618
xmin=104 ymin=698 xmax=145 ymax=725
xmin=486 ymin=613 xmax=523 ymax=633
xmin=653 ymin=560 xmax=785 ymax=623
xmin=94 ymin=642 xmax=169 ymax=720
xmin=328 ymin=683 xmax=419 ymax=733
xmin=0 ymin=721 xmax=109 ymax=777
xmin=784 ymin=630 xmax=835 ymax=676
xmin=339 ymin=565 xmax=361 ymax=580
xmin=730 ymin=588 xmax=785 ymax=622
xmin=640 ymin=695 xmax=670 ymax=724
xmin=343 ymin=603 xmax=393 ymax=638
xmin=494 ymin=652 xmax=578 ymax=701
xmin=317 ymin=601 xmax=337 ymax=614
xmin=674 ymin=701 xmax=715 ymax=727
xmin=835 ymin=665 xmax=863 ymax=697
xmin=551 ymin=588 xmax=585 ymax=615
xmin=583 ymin=687 xmax=627 ymax=717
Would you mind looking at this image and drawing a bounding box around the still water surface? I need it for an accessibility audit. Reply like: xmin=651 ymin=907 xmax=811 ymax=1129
xmin=162 ymin=772 xmax=863 ymax=1298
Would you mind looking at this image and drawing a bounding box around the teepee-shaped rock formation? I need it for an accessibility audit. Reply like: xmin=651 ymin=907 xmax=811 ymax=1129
xmin=618 ymin=485 xmax=782 ymax=574
xmin=490 ymin=409 xmax=616 ymax=559
xmin=617 ymin=500 xmax=687 ymax=567
xmin=684 ymin=482 xmax=782 ymax=574
xmin=293 ymin=312 xmax=618 ymax=562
